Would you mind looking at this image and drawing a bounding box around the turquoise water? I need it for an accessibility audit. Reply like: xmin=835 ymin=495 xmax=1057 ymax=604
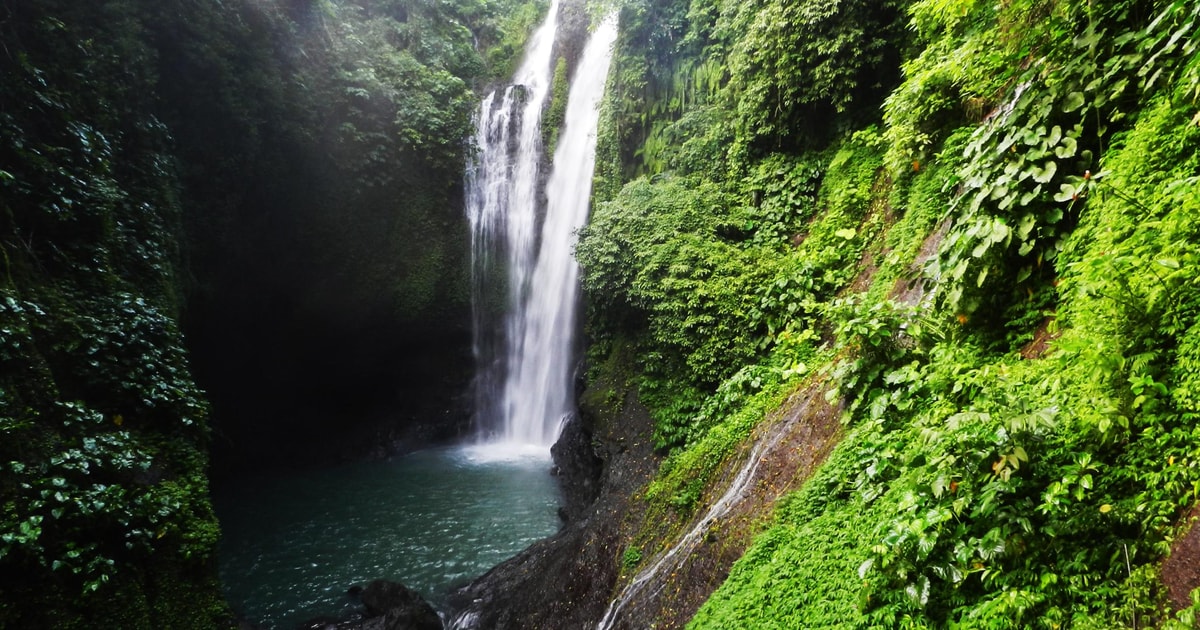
xmin=214 ymin=445 xmax=562 ymax=628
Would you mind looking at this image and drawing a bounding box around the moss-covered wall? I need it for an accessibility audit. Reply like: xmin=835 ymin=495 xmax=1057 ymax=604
xmin=158 ymin=0 xmax=481 ymax=472
xmin=0 ymin=0 xmax=546 ymax=624
xmin=577 ymin=0 xmax=1200 ymax=626
xmin=0 ymin=0 xmax=231 ymax=625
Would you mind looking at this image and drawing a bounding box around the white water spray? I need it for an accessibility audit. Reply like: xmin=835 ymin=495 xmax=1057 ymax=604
xmin=466 ymin=7 xmax=618 ymax=453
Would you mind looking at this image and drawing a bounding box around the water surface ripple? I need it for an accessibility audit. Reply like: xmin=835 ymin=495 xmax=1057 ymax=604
xmin=215 ymin=446 xmax=561 ymax=628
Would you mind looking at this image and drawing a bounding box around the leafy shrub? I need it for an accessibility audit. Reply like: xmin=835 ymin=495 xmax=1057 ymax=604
xmin=718 ymin=0 xmax=908 ymax=153
xmin=933 ymin=0 xmax=1200 ymax=324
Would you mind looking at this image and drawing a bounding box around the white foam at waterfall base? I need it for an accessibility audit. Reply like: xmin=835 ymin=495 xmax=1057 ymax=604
xmin=457 ymin=442 xmax=552 ymax=465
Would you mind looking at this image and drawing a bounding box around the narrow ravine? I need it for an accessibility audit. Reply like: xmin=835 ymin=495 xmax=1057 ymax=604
xmin=215 ymin=4 xmax=619 ymax=626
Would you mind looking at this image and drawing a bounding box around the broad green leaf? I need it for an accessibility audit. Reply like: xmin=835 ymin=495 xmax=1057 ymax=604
xmin=1018 ymin=213 xmax=1037 ymax=239
xmin=1054 ymin=183 xmax=1077 ymax=202
xmin=1063 ymin=91 xmax=1086 ymax=112
xmin=990 ymin=221 xmax=1010 ymax=243
xmin=1032 ymin=161 xmax=1058 ymax=184
xmin=1054 ymin=136 xmax=1078 ymax=159
xmin=1047 ymin=125 xmax=1062 ymax=147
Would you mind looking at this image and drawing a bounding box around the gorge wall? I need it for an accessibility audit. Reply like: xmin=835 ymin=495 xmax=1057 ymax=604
xmin=0 ymin=0 xmax=535 ymax=625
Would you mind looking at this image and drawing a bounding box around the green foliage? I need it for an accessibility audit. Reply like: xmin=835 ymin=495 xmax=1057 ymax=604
xmin=681 ymin=22 xmax=1200 ymax=626
xmin=325 ymin=0 xmax=485 ymax=180
xmin=644 ymin=367 xmax=785 ymax=509
xmin=1056 ymin=82 xmax=1200 ymax=443
xmin=480 ymin=0 xmax=551 ymax=80
xmin=544 ymin=56 xmax=570 ymax=151
xmin=577 ymin=175 xmax=770 ymax=444
xmin=738 ymin=153 xmax=825 ymax=246
xmin=718 ymin=0 xmax=908 ymax=154
xmin=621 ymin=546 xmax=644 ymax=572
xmin=586 ymin=0 xmax=1200 ymax=627
xmin=694 ymin=319 xmax=1200 ymax=627
xmin=931 ymin=0 xmax=1200 ymax=324
xmin=578 ymin=131 xmax=887 ymax=448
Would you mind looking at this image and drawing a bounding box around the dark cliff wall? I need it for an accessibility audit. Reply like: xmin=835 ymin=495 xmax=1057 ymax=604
xmin=157 ymin=0 xmax=480 ymax=475
xmin=0 ymin=1 xmax=231 ymax=625
xmin=0 ymin=0 xmax=537 ymax=624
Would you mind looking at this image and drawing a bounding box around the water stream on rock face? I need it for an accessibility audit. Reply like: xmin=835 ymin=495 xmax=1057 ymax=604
xmin=595 ymin=415 xmax=797 ymax=630
xmin=215 ymin=446 xmax=560 ymax=629
xmin=466 ymin=1 xmax=616 ymax=453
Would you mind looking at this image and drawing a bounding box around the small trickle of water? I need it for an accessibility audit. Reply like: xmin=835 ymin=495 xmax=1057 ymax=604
xmin=596 ymin=416 xmax=795 ymax=630
xmin=215 ymin=447 xmax=560 ymax=629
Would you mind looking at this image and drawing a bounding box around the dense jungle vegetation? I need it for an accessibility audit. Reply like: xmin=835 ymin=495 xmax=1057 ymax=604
xmin=0 ymin=0 xmax=539 ymax=626
xmin=578 ymin=0 xmax=1200 ymax=626
xmin=4 ymin=0 xmax=1200 ymax=626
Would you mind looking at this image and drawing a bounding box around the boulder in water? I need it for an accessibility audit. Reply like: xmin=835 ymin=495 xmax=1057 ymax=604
xmin=359 ymin=580 xmax=443 ymax=630
xmin=299 ymin=580 xmax=442 ymax=630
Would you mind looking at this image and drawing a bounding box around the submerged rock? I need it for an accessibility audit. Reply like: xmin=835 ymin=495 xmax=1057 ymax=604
xmin=360 ymin=580 xmax=443 ymax=628
xmin=299 ymin=580 xmax=442 ymax=630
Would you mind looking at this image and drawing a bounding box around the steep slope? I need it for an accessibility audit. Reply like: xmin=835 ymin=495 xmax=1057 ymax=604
xmin=562 ymin=0 xmax=1200 ymax=627
xmin=0 ymin=1 xmax=230 ymax=625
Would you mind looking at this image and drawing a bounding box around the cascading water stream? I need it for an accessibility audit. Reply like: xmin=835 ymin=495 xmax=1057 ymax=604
xmin=465 ymin=4 xmax=618 ymax=453
xmin=595 ymin=415 xmax=799 ymax=630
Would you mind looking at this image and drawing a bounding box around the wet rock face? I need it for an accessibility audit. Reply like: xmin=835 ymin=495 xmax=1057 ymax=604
xmin=553 ymin=0 xmax=591 ymax=75
xmin=360 ymin=580 xmax=444 ymax=630
xmin=551 ymin=413 xmax=604 ymax=523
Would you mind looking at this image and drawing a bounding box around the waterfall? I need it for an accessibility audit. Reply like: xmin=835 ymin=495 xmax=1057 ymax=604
xmin=465 ymin=6 xmax=618 ymax=453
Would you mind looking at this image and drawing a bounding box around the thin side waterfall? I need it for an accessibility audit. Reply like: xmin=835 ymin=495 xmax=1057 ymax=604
xmin=595 ymin=416 xmax=798 ymax=630
xmin=465 ymin=7 xmax=618 ymax=453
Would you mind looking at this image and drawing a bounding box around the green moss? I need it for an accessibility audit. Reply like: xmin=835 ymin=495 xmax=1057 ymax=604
xmin=584 ymin=0 xmax=1200 ymax=626
xmin=544 ymin=56 xmax=570 ymax=152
